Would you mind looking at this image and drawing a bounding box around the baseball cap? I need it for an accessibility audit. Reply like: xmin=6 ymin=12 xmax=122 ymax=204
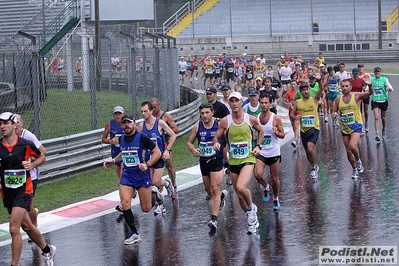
xmin=357 ymin=63 xmax=364 ymax=68
xmin=206 ymin=87 xmax=217 ymax=94
xmin=299 ymin=83 xmax=310 ymax=90
xmin=374 ymin=67 xmax=381 ymax=72
xmin=0 ymin=112 xmax=18 ymax=123
xmin=309 ymin=75 xmax=316 ymax=80
xmin=78 ymin=57 xmax=81 ymax=60
xmin=228 ymin=91 xmax=243 ymax=100
xmin=319 ymin=64 xmax=325 ymax=67
xmin=221 ymin=84 xmax=231 ymax=90
xmin=121 ymin=114 xmax=135 ymax=122
xmin=256 ymin=57 xmax=261 ymax=61
xmin=352 ymin=68 xmax=360 ymax=74
xmin=113 ymin=106 xmax=125 ymax=114
xmin=256 ymin=76 xmax=263 ymax=82
xmin=248 ymin=87 xmax=258 ymax=96
xmin=327 ymin=66 xmax=333 ymax=72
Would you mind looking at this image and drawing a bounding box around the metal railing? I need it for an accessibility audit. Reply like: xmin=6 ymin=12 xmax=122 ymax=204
xmin=38 ymin=87 xmax=201 ymax=184
xmin=163 ymin=1 xmax=191 ymax=35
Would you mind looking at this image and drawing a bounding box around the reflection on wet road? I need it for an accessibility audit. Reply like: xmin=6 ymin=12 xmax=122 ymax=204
xmin=1 ymin=76 xmax=398 ymax=265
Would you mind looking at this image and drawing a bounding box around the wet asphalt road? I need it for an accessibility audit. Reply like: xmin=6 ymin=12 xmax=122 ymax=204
xmin=1 ymin=76 xmax=399 ymax=266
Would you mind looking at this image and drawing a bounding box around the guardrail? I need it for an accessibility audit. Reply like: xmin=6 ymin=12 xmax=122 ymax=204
xmin=38 ymin=87 xmax=201 ymax=184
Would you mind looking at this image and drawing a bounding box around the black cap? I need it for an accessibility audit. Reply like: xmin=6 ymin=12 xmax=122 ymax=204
xmin=221 ymin=84 xmax=231 ymax=90
xmin=121 ymin=114 xmax=135 ymax=122
xmin=248 ymin=87 xmax=258 ymax=96
xmin=374 ymin=67 xmax=381 ymax=72
xmin=358 ymin=63 xmax=364 ymax=67
xmin=352 ymin=68 xmax=360 ymax=74
xmin=206 ymin=87 xmax=217 ymax=94
xmin=309 ymin=75 xmax=316 ymax=80
xmin=327 ymin=66 xmax=333 ymax=72
xmin=300 ymin=83 xmax=310 ymax=89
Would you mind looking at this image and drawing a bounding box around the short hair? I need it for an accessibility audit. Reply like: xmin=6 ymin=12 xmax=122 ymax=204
xmin=265 ymin=76 xmax=273 ymax=83
xmin=260 ymin=92 xmax=272 ymax=102
xmin=150 ymin=98 xmax=161 ymax=105
xmin=341 ymin=79 xmax=352 ymax=86
xmin=199 ymin=103 xmax=214 ymax=112
xmin=141 ymin=101 xmax=153 ymax=110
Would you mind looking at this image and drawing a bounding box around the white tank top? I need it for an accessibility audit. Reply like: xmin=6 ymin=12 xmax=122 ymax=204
xmin=258 ymin=113 xmax=280 ymax=157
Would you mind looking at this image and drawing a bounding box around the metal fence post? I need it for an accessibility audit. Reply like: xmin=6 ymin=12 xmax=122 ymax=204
xmin=30 ymin=52 xmax=41 ymax=138
xmin=89 ymin=48 xmax=97 ymax=130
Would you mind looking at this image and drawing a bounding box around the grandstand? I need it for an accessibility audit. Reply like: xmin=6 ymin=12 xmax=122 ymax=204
xmin=176 ymin=0 xmax=399 ymax=37
xmin=0 ymin=0 xmax=67 ymax=50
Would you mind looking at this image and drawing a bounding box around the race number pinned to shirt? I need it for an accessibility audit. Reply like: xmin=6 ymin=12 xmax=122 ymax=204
xmin=230 ymin=142 xmax=249 ymax=159
xmin=115 ymin=134 xmax=122 ymax=147
xmin=301 ymin=115 xmax=315 ymax=127
xmin=199 ymin=142 xmax=216 ymax=157
xmin=341 ymin=112 xmax=355 ymax=125
xmin=262 ymin=135 xmax=272 ymax=148
xmin=122 ymin=150 xmax=140 ymax=167
xmin=4 ymin=169 xmax=26 ymax=189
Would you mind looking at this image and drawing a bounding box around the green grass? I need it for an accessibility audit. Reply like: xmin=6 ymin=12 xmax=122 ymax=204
xmin=21 ymin=89 xmax=147 ymax=139
xmin=0 ymin=133 xmax=199 ymax=223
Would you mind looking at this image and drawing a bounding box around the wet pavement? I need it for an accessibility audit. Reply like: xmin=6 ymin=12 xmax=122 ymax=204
xmin=1 ymin=76 xmax=399 ymax=265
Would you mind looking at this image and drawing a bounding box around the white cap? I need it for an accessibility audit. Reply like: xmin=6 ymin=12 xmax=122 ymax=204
xmin=319 ymin=64 xmax=325 ymax=67
xmin=113 ymin=106 xmax=125 ymax=113
xmin=256 ymin=57 xmax=261 ymax=61
xmin=0 ymin=112 xmax=17 ymax=123
xmin=228 ymin=91 xmax=243 ymax=100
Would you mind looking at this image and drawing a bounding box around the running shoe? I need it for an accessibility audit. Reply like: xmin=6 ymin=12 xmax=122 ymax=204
xmin=356 ymin=160 xmax=364 ymax=174
xmin=42 ymin=245 xmax=56 ymax=266
xmin=291 ymin=140 xmax=297 ymax=148
xmin=246 ymin=204 xmax=258 ymax=226
xmin=273 ymin=199 xmax=281 ymax=210
xmin=375 ymin=135 xmax=381 ymax=142
xmin=165 ymin=177 xmax=174 ymax=197
xmin=151 ymin=186 xmax=164 ymax=205
xmin=364 ymin=123 xmax=369 ymax=133
xmin=115 ymin=203 xmax=123 ymax=212
xmin=207 ymin=219 xmax=218 ymax=229
xmin=124 ymin=232 xmax=141 ymax=245
xmin=351 ymin=168 xmax=359 ymax=179
xmin=310 ymin=165 xmax=319 ymax=178
xmin=154 ymin=204 xmax=166 ymax=215
xmin=247 ymin=205 xmax=260 ymax=235
xmin=263 ymin=189 xmax=270 ymax=202
xmin=324 ymin=116 xmax=328 ymax=123
xmin=220 ymin=190 xmax=227 ymax=209
xmin=382 ymin=131 xmax=386 ymax=140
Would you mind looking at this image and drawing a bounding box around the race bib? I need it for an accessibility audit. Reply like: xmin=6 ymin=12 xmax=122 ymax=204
xmin=374 ymin=87 xmax=383 ymax=95
xmin=215 ymin=69 xmax=221 ymax=74
xmin=122 ymin=150 xmax=140 ymax=167
xmin=301 ymin=115 xmax=315 ymax=127
xmin=199 ymin=142 xmax=216 ymax=157
xmin=262 ymin=135 xmax=272 ymax=148
xmin=207 ymin=69 xmax=213 ymax=74
xmin=150 ymin=137 xmax=158 ymax=148
xmin=228 ymin=67 xmax=234 ymax=73
xmin=4 ymin=169 xmax=26 ymax=189
xmin=230 ymin=142 xmax=249 ymax=159
xmin=281 ymin=75 xmax=290 ymax=81
xmin=180 ymin=67 xmax=186 ymax=72
xmin=341 ymin=112 xmax=355 ymax=125
xmin=328 ymin=84 xmax=336 ymax=93
xmin=255 ymin=70 xmax=262 ymax=76
xmin=247 ymin=73 xmax=253 ymax=79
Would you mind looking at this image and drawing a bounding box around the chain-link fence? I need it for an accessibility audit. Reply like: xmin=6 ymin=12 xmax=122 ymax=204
xmin=0 ymin=26 xmax=180 ymax=140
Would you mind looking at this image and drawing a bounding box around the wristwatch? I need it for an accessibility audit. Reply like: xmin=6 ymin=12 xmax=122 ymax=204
xmin=166 ymin=148 xmax=172 ymax=152
xmin=146 ymin=162 xmax=151 ymax=168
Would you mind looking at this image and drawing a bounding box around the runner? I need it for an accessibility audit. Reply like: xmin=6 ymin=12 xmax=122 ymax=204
xmin=213 ymin=92 xmax=264 ymax=234
xmin=103 ymin=114 xmax=164 ymax=244
xmin=370 ymin=67 xmax=394 ymax=141
xmin=254 ymin=94 xmax=287 ymax=210
xmin=187 ymin=103 xmax=228 ymax=230
xmin=332 ymin=78 xmax=374 ymax=178
xmin=137 ymin=102 xmax=176 ymax=214
xmin=290 ymin=74 xmax=325 ymax=178
xmin=283 ymin=80 xmax=300 ymax=147
xmin=0 ymin=112 xmax=56 ymax=265
xmin=358 ymin=63 xmax=371 ymax=132
xmin=242 ymin=87 xmax=261 ymax=116
xmin=178 ymin=57 xmax=187 ymax=85
xmin=324 ymin=66 xmax=340 ymax=125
